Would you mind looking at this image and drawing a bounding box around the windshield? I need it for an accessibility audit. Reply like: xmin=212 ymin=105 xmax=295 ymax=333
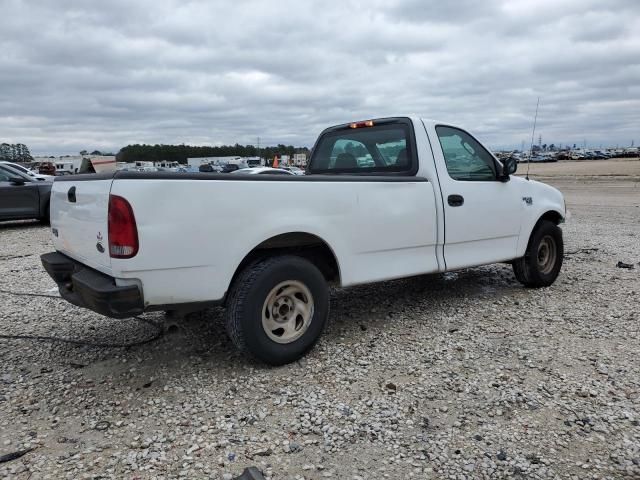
xmin=3 ymin=162 xmax=32 ymax=175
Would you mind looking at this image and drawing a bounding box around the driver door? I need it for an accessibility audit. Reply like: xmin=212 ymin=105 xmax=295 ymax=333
xmin=433 ymin=125 xmax=524 ymax=270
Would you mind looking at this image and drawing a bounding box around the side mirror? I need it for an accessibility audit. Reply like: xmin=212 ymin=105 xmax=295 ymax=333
xmin=499 ymin=157 xmax=517 ymax=181
xmin=9 ymin=177 xmax=26 ymax=185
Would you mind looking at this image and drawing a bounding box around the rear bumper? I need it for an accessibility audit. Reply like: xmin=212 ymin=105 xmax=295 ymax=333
xmin=41 ymin=252 xmax=144 ymax=318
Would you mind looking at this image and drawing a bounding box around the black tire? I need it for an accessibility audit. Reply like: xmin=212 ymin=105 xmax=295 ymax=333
xmin=513 ymin=220 xmax=563 ymax=287
xmin=225 ymin=255 xmax=329 ymax=365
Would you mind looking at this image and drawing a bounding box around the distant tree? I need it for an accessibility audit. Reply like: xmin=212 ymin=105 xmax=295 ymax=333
xmin=115 ymin=143 xmax=310 ymax=164
xmin=548 ymin=144 xmax=555 ymax=151
xmin=0 ymin=142 xmax=32 ymax=162
xmin=79 ymin=150 xmax=88 ymax=156
xmin=90 ymin=150 xmax=102 ymax=155
xmin=14 ymin=143 xmax=33 ymax=162
xmin=0 ymin=143 xmax=11 ymax=161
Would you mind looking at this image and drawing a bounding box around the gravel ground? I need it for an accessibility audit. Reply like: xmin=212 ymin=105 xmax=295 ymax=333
xmin=1 ymin=176 xmax=639 ymax=479
xmin=519 ymin=157 xmax=640 ymax=179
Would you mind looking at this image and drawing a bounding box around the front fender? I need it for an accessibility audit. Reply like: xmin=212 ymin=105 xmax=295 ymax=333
xmin=515 ymin=180 xmax=566 ymax=257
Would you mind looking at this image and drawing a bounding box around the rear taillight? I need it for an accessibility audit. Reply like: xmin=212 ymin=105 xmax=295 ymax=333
xmin=108 ymin=194 xmax=139 ymax=258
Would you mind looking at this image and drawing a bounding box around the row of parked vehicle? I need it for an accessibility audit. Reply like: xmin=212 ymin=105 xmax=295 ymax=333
xmin=198 ymin=164 xmax=305 ymax=175
xmin=120 ymin=164 xmax=306 ymax=175
xmin=501 ymin=149 xmax=638 ymax=163
xmin=0 ymin=161 xmax=311 ymax=224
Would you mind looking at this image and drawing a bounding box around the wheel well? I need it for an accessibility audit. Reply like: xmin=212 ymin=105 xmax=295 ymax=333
xmin=538 ymin=210 xmax=563 ymax=227
xmin=229 ymin=233 xmax=341 ymax=293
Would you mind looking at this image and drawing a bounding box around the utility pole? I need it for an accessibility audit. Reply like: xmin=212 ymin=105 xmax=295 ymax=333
xmin=257 ymin=137 xmax=261 ymax=164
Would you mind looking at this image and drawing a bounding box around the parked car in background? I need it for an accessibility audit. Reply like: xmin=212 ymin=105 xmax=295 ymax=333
xmin=177 ymin=166 xmax=199 ymax=173
xmin=231 ymin=167 xmax=295 ymax=175
xmin=279 ymin=166 xmax=305 ymax=175
xmin=0 ymin=164 xmax=52 ymax=222
xmin=0 ymin=161 xmax=54 ymax=181
xmin=221 ymin=164 xmax=240 ymax=173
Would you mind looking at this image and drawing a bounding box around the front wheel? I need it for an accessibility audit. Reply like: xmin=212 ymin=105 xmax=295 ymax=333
xmin=225 ymin=255 xmax=329 ymax=365
xmin=513 ymin=220 xmax=564 ymax=287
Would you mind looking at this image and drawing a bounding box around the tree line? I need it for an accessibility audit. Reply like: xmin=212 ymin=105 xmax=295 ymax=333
xmin=0 ymin=143 xmax=33 ymax=162
xmin=116 ymin=143 xmax=311 ymax=164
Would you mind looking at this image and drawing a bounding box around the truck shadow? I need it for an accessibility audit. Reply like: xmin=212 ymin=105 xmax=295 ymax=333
xmin=49 ymin=263 xmax=522 ymax=389
xmin=326 ymin=264 xmax=519 ymax=338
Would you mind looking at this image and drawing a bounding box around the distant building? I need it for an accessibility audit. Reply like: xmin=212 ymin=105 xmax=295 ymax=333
xmin=187 ymin=156 xmax=265 ymax=168
xmin=245 ymin=157 xmax=264 ymax=167
xmin=293 ymin=153 xmax=307 ymax=166
xmin=154 ymin=160 xmax=180 ymax=169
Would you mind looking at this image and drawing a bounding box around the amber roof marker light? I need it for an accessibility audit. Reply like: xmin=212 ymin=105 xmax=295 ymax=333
xmin=349 ymin=120 xmax=375 ymax=129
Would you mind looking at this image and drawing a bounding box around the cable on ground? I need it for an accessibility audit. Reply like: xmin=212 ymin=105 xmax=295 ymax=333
xmin=0 ymin=289 xmax=164 ymax=348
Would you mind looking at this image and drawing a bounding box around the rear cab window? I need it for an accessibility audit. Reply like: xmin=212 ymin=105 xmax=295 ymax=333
xmin=308 ymin=118 xmax=418 ymax=175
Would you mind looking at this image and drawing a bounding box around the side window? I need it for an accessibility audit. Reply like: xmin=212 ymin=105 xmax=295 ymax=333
xmin=0 ymin=171 xmax=9 ymax=182
xmin=436 ymin=126 xmax=497 ymax=181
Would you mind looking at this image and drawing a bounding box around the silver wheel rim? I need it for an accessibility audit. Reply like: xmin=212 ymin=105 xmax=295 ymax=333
xmin=537 ymin=235 xmax=557 ymax=275
xmin=261 ymin=280 xmax=314 ymax=344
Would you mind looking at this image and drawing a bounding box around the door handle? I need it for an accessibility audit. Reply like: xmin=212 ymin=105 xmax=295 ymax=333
xmin=448 ymin=194 xmax=464 ymax=207
xmin=67 ymin=186 xmax=76 ymax=203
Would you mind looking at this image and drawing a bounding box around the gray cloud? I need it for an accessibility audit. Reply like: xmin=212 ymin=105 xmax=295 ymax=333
xmin=0 ymin=0 xmax=639 ymax=154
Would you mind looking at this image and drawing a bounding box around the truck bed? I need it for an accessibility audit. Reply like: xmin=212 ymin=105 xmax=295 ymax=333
xmin=50 ymin=172 xmax=439 ymax=308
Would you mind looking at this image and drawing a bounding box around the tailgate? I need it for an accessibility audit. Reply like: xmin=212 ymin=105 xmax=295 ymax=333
xmin=50 ymin=177 xmax=114 ymax=273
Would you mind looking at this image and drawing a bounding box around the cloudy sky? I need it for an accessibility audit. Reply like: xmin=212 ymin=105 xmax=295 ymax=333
xmin=1 ymin=0 xmax=639 ymax=155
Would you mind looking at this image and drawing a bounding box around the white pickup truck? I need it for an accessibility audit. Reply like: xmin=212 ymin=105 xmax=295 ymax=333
xmin=41 ymin=117 xmax=566 ymax=365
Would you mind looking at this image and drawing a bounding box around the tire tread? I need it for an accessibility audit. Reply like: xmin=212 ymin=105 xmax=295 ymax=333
xmin=225 ymin=256 xmax=278 ymax=357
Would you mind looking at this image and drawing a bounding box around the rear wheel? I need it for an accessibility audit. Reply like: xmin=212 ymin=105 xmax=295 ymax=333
xmin=513 ymin=220 xmax=563 ymax=287
xmin=225 ymin=255 xmax=329 ymax=365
